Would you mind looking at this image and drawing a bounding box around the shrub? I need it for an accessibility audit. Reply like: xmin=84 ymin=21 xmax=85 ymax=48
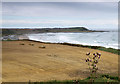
xmin=85 ymin=52 xmax=101 ymax=82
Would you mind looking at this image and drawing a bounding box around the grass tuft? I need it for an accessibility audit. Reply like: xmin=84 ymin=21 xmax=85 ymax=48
xmin=28 ymin=75 xmax=119 ymax=84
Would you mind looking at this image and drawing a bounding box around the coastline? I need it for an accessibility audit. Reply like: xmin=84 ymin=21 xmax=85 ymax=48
xmin=2 ymin=32 xmax=119 ymax=55
xmin=29 ymin=39 xmax=119 ymax=55
xmin=3 ymin=38 xmax=119 ymax=55
xmin=2 ymin=28 xmax=108 ymax=36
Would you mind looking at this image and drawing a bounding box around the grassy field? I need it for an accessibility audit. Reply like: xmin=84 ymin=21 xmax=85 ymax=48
xmin=58 ymin=42 xmax=119 ymax=55
xmin=3 ymin=40 xmax=119 ymax=55
xmin=29 ymin=75 xmax=119 ymax=84
xmin=2 ymin=41 xmax=118 ymax=82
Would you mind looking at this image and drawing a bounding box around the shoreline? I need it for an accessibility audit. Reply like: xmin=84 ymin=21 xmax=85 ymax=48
xmin=25 ymin=40 xmax=120 ymax=55
xmin=2 ymin=32 xmax=119 ymax=53
xmin=3 ymin=39 xmax=119 ymax=55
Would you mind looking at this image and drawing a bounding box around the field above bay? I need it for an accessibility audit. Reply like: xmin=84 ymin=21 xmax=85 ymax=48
xmin=2 ymin=40 xmax=118 ymax=82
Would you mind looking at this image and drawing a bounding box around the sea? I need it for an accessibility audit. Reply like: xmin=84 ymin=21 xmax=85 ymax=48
xmin=28 ymin=32 xmax=119 ymax=49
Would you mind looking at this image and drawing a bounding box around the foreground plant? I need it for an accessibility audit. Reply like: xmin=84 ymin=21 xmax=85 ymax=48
xmin=85 ymin=52 xmax=101 ymax=82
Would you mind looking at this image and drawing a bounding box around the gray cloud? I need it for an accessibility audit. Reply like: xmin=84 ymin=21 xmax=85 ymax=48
xmin=2 ymin=2 xmax=117 ymax=17
xmin=2 ymin=0 xmax=119 ymax=2
xmin=2 ymin=2 xmax=118 ymax=30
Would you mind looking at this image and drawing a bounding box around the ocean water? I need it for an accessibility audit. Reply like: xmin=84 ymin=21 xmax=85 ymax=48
xmin=28 ymin=32 xmax=119 ymax=49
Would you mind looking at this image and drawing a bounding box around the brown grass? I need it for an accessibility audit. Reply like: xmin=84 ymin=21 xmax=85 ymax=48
xmin=2 ymin=41 xmax=118 ymax=82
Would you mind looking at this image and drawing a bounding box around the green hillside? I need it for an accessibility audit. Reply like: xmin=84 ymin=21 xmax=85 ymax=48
xmin=2 ymin=27 xmax=91 ymax=36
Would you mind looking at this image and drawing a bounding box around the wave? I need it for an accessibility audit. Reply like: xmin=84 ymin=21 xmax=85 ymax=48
xmin=27 ymin=32 xmax=119 ymax=49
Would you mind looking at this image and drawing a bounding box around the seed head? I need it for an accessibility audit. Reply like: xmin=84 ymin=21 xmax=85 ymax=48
xmin=92 ymin=70 xmax=95 ymax=73
xmin=94 ymin=64 xmax=96 ymax=67
xmin=98 ymin=56 xmax=100 ymax=59
xmin=94 ymin=55 xmax=97 ymax=57
xmin=86 ymin=52 xmax=90 ymax=55
xmin=93 ymin=53 xmax=95 ymax=55
xmin=89 ymin=59 xmax=92 ymax=62
xmin=94 ymin=60 xmax=98 ymax=64
xmin=97 ymin=53 xmax=101 ymax=56
xmin=96 ymin=52 xmax=99 ymax=55
xmin=99 ymin=53 xmax=101 ymax=56
xmin=87 ymin=58 xmax=89 ymax=61
xmin=85 ymin=59 xmax=88 ymax=62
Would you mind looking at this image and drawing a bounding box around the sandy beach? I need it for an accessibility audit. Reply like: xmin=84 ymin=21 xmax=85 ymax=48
xmin=2 ymin=40 xmax=118 ymax=82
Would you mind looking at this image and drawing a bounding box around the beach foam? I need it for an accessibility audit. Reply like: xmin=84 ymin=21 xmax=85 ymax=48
xmin=28 ymin=32 xmax=119 ymax=49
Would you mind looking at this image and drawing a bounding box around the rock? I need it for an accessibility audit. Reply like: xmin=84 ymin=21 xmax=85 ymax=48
xmin=39 ymin=45 xmax=46 ymax=48
xmin=19 ymin=43 xmax=25 ymax=45
xmin=29 ymin=43 xmax=34 ymax=46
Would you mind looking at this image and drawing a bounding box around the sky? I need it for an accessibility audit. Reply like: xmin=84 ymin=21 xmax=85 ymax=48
xmin=2 ymin=2 xmax=118 ymax=31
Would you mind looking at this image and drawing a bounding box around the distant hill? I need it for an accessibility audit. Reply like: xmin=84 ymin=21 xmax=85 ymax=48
xmin=2 ymin=27 xmax=105 ymax=36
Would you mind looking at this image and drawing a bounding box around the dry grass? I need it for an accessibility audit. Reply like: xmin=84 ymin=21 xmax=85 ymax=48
xmin=2 ymin=41 xmax=118 ymax=82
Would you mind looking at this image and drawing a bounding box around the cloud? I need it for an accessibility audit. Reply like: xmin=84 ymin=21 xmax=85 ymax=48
xmin=2 ymin=0 xmax=119 ymax=2
xmin=2 ymin=2 xmax=118 ymax=30
xmin=3 ymin=19 xmax=117 ymax=27
xmin=2 ymin=2 xmax=117 ymax=17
